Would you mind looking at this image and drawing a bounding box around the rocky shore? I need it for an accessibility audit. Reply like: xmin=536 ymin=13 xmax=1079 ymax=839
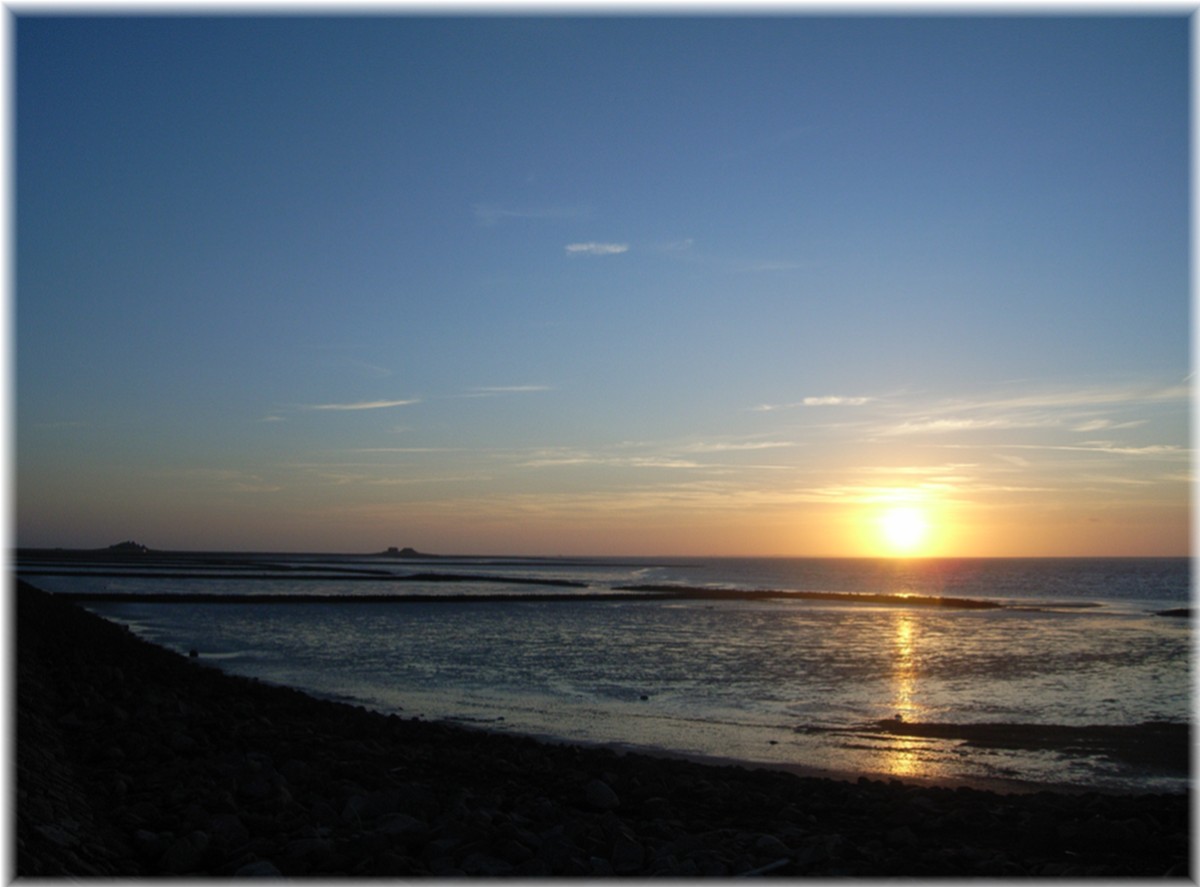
xmin=16 ymin=580 xmax=1191 ymax=877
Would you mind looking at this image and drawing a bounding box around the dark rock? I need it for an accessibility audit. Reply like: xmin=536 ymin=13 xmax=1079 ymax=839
xmin=754 ymin=833 xmax=791 ymax=857
xmin=886 ymin=825 xmax=919 ymax=847
xmin=643 ymin=795 xmax=674 ymax=820
xmin=234 ymin=858 xmax=283 ymax=876
xmin=427 ymin=857 xmax=465 ymax=876
xmin=341 ymin=793 xmax=369 ymax=823
xmin=373 ymin=812 xmax=425 ymax=836
xmin=611 ymin=830 xmax=644 ymax=873
xmin=278 ymin=758 xmax=309 ymax=785
xmin=461 ymin=852 xmax=513 ymax=876
xmin=159 ymin=830 xmax=210 ymax=874
xmin=309 ymin=800 xmax=338 ymax=825
xmin=589 ymin=855 xmax=614 ymax=876
xmin=207 ymin=813 xmax=249 ymax=850
xmin=495 ymin=837 xmax=534 ymax=864
xmin=584 ymin=778 xmax=620 ymax=810
xmin=131 ymin=829 xmax=164 ymax=859
xmin=35 ymin=823 xmax=78 ymax=848
xmin=168 ymin=731 xmax=200 ymax=754
xmin=514 ymin=856 xmax=554 ymax=876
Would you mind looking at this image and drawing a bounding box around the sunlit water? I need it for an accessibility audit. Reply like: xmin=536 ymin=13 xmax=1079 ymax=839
xmin=23 ymin=556 xmax=1191 ymax=793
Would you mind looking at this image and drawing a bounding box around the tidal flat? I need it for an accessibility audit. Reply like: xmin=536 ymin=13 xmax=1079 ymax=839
xmin=16 ymin=580 xmax=1190 ymax=877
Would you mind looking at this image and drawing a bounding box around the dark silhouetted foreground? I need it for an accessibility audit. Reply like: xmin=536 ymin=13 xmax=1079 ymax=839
xmin=16 ymin=581 xmax=1190 ymax=877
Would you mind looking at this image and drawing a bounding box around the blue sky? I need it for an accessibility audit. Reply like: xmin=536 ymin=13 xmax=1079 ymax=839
xmin=15 ymin=13 xmax=1191 ymax=555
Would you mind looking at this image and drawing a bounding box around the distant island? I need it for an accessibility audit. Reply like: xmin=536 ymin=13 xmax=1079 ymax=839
xmin=376 ymin=546 xmax=437 ymax=559
xmin=105 ymin=541 xmax=149 ymax=554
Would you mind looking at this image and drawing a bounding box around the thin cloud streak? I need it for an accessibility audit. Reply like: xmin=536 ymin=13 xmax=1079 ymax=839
xmin=682 ymin=441 xmax=796 ymax=453
xmin=751 ymin=395 xmax=872 ymax=411
xmin=773 ymin=381 xmax=1193 ymax=441
xmin=521 ymin=453 xmax=704 ymax=470
xmin=349 ymin=447 xmax=470 ymax=454
xmin=892 ymin=383 xmax=1191 ymax=427
xmin=162 ymin=468 xmax=282 ymax=494
xmin=882 ymin=417 xmax=1053 ymax=435
xmin=565 ymin=242 xmax=629 ymax=256
xmin=301 ymin=399 xmax=421 ymax=411
xmin=656 ymin=238 xmax=694 ymax=252
xmin=998 ymin=443 xmax=1188 ymax=457
xmin=465 ymin=385 xmax=553 ymax=396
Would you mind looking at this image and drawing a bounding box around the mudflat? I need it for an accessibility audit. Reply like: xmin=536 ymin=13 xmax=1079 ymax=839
xmin=15 ymin=581 xmax=1190 ymax=877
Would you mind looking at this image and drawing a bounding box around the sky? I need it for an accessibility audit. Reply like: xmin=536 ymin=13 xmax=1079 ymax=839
xmin=14 ymin=12 xmax=1192 ymax=557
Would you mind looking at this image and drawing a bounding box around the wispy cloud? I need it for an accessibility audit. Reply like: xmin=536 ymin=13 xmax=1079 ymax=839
xmin=1072 ymin=418 xmax=1148 ymax=433
xmin=285 ymin=461 xmax=492 ymax=489
xmin=518 ymin=446 xmax=703 ymax=470
xmin=165 ymin=468 xmax=282 ymax=494
xmin=804 ymin=396 xmax=872 ymax=407
xmin=565 ymin=242 xmax=629 ymax=257
xmin=866 ymin=382 xmax=1189 ymax=439
xmin=472 ymin=203 xmax=588 ymax=226
xmin=511 ymin=436 xmax=801 ymax=472
xmin=752 ymin=395 xmax=872 ymax=411
xmin=682 ymin=441 xmax=796 ymax=453
xmin=996 ymin=442 xmax=1189 ymax=458
xmin=465 ymin=385 xmax=553 ymax=396
xmin=344 ymin=358 xmax=393 ymax=379
xmin=855 ymin=462 xmax=981 ymax=476
xmin=302 ymin=398 xmax=420 ymax=412
xmin=657 ymin=238 xmax=694 ymax=252
xmin=995 ymin=453 xmax=1031 ymax=468
xmin=882 ymin=416 xmax=1050 ymax=435
xmin=915 ymin=383 xmax=1190 ymax=419
xmin=349 ymin=447 xmax=470 ymax=454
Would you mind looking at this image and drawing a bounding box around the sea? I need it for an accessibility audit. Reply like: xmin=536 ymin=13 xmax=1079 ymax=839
xmin=17 ymin=553 xmax=1193 ymax=794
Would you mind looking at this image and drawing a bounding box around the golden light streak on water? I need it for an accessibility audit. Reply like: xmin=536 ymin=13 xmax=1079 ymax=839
xmin=893 ymin=613 xmax=917 ymax=715
xmin=884 ymin=612 xmax=923 ymax=778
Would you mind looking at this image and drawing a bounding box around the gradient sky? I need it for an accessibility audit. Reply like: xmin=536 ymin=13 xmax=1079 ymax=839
xmin=15 ymin=13 xmax=1191 ymax=556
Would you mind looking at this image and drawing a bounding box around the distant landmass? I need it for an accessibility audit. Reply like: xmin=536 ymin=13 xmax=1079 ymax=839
xmin=105 ymin=541 xmax=149 ymax=554
xmin=22 ymin=542 xmax=439 ymax=559
xmin=376 ymin=547 xmax=437 ymax=558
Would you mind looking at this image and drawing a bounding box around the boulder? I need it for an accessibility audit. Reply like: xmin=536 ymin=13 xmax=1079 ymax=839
xmin=584 ymin=779 xmax=619 ymax=811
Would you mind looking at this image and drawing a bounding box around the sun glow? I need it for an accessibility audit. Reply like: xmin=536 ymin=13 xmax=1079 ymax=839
xmin=877 ymin=506 xmax=931 ymax=556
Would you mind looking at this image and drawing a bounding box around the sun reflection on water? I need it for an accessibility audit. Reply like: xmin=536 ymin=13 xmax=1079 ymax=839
xmin=885 ymin=612 xmax=923 ymax=778
xmin=893 ymin=613 xmax=917 ymax=716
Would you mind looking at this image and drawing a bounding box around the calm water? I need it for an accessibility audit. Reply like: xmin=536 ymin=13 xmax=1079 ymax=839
xmin=21 ymin=555 xmax=1192 ymax=793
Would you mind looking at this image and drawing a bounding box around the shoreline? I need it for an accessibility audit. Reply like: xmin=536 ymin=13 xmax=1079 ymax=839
xmin=531 ymin=736 xmax=1099 ymax=797
xmin=204 ymin=671 xmax=1164 ymax=799
xmin=16 ymin=580 xmax=1191 ymax=877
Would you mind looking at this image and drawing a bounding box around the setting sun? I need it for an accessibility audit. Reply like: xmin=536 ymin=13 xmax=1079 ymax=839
xmin=878 ymin=506 xmax=931 ymax=556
